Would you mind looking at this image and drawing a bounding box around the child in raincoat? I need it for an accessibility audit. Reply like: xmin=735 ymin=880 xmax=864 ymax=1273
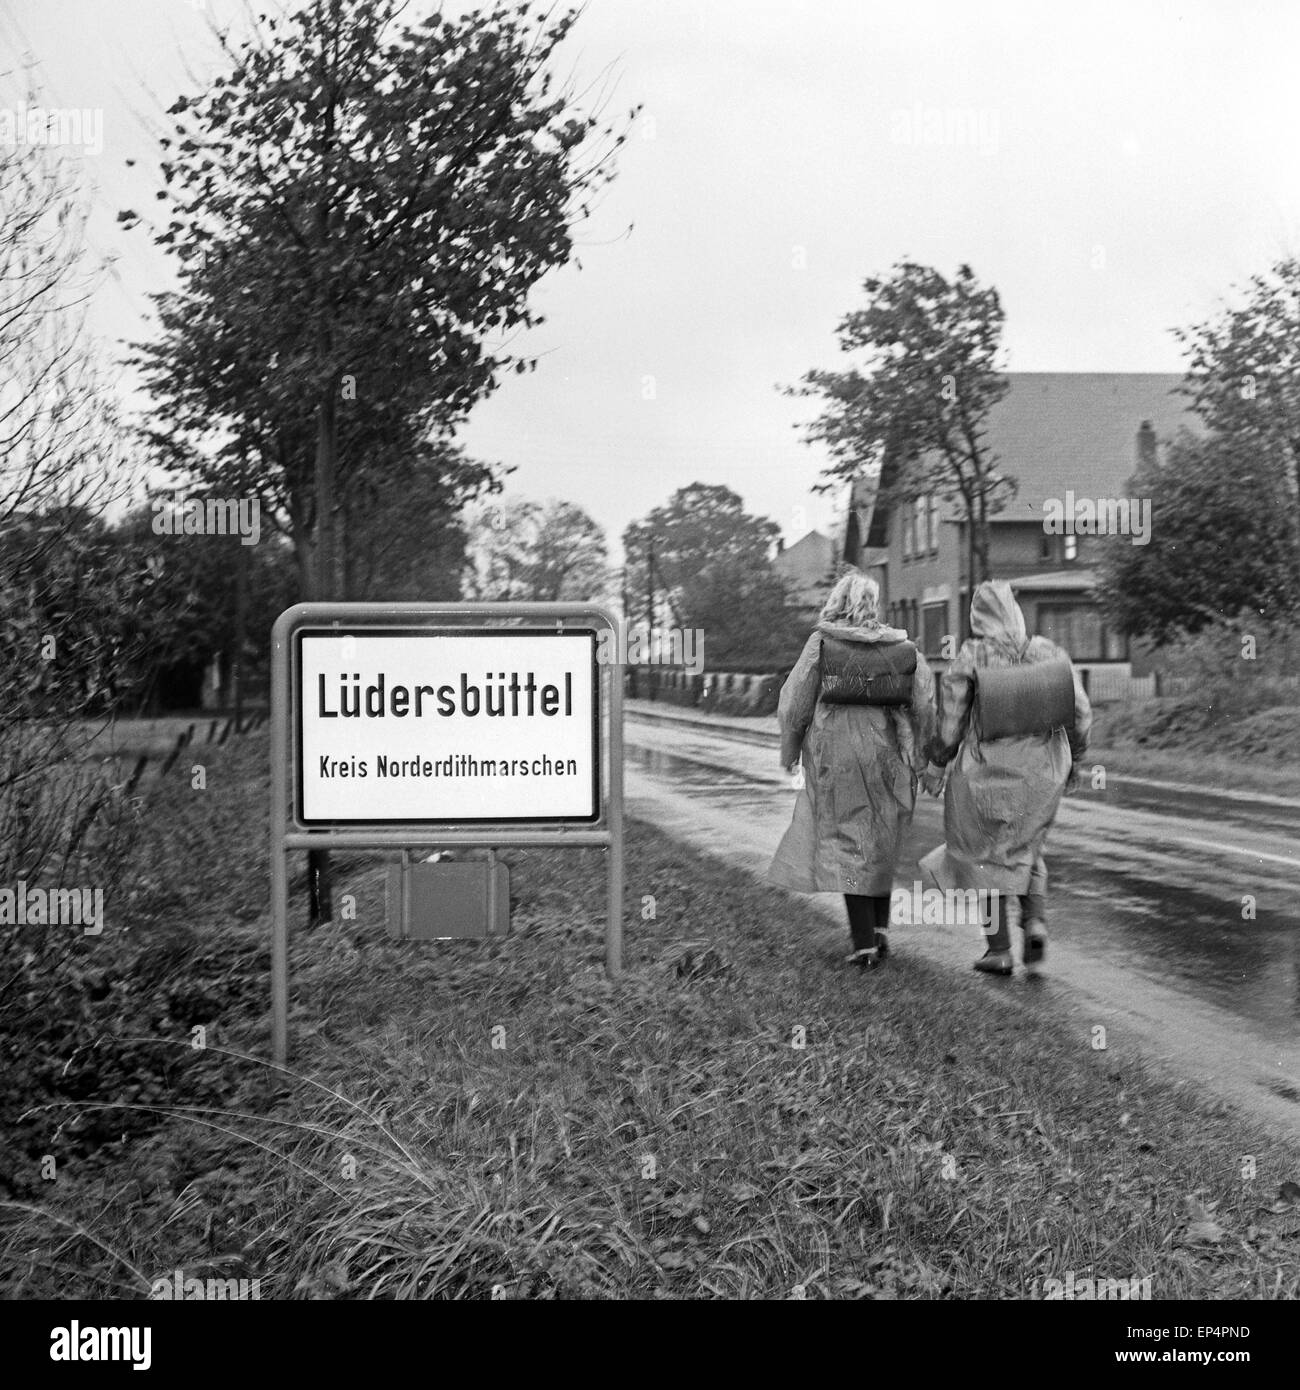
xmin=767 ymin=570 xmax=936 ymax=969
xmin=921 ymin=580 xmax=1092 ymax=974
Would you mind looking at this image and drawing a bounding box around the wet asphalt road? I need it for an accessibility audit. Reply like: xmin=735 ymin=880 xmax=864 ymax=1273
xmin=622 ymin=706 xmax=1300 ymax=1136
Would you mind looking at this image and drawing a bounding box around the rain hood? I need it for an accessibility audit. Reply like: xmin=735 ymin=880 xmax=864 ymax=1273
xmin=969 ymin=581 xmax=1027 ymax=652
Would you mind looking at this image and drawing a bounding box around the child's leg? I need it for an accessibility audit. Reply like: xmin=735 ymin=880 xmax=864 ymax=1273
xmin=984 ymin=890 xmax=1013 ymax=952
xmin=1022 ymin=853 xmax=1048 ymax=927
xmin=1022 ymin=854 xmax=1049 ymax=967
xmin=844 ymin=894 xmax=876 ymax=953
xmin=870 ymin=894 xmax=892 ymax=956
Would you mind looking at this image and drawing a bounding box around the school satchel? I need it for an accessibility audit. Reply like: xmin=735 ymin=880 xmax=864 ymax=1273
xmin=819 ymin=635 xmax=917 ymax=706
xmin=975 ymin=658 xmax=1076 ymax=740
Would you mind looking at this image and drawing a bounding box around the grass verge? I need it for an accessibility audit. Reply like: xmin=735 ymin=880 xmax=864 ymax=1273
xmin=2 ymin=737 xmax=1298 ymax=1299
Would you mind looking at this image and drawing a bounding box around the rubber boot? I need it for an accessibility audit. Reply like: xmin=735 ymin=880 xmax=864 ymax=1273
xmin=975 ymin=890 xmax=1013 ymax=975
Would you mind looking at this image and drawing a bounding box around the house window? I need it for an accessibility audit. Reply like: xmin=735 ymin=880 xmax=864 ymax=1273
xmin=916 ymin=498 xmax=928 ymax=556
xmin=922 ymin=601 xmax=948 ymax=657
xmin=902 ymin=507 xmax=915 ymax=560
xmin=1064 ymin=534 xmax=1078 ymax=563
xmin=1039 ymin=533 xmax=1056 ymax=562
xmin=1036 ymin=604 xmax=1125 ymax=661
xmin=928 ymin=496 xmax=940 ymax=555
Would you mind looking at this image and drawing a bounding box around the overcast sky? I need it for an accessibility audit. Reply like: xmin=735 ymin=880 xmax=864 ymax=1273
xmin=5 ymin=0 xmax=1299 ymax=555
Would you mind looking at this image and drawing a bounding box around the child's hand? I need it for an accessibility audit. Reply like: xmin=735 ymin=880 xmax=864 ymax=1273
xmin=920 ymin=763 xmax=946 ymax=797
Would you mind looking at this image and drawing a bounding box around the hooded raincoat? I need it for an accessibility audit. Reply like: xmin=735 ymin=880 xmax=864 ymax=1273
xmin=767 ymin=620 xmax=936 ymax=895
xmin=928 ymin=582 xmax=1092 ymax=895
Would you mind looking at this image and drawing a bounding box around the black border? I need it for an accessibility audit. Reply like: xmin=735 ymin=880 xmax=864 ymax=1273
xmin=292 ymin=625 xmax=602 ymax=827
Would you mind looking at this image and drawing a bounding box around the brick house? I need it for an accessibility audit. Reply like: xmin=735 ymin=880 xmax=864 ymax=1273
xmin=839 ymin=372 xmax=1196 ymax=675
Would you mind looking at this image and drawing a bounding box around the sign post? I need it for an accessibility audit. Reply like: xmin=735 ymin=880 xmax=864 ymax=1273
xmin=268 ymin=602 xmax=624 ymax=1063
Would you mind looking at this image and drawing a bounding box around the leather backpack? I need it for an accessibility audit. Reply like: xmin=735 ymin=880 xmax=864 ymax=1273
xmin=819 ymin=635 xmax=917 ymax=706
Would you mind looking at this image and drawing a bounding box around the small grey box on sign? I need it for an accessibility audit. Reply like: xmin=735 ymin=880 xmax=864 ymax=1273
xmin=386 ymin=857 xmax=511 ymax=940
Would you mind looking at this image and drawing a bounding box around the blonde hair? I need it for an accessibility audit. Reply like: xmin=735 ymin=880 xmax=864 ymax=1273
xmin=819 ymin=569 xmax=880 ymax=626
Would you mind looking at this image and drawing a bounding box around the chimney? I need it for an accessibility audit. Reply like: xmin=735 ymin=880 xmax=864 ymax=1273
xmin=1135 ymin=420 xmax=1157 ymax=473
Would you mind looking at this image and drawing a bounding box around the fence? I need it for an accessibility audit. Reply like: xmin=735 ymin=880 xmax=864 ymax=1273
xmin=1079 ymin=669 xmax=1156 ymax=704
xmin=1080 ymin=670 xmax=1300 ymax=704
xmin=631 ymin=665 xmax=1300 ymax=712
xmin=625 ymin=668 xmax=783 ymax=716
xmin=110 ymin=711 xmax=269 ymax=793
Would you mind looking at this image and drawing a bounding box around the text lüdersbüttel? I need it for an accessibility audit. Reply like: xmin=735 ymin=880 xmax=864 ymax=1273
xmin=318 ymin=671 xmax=574 ymax=719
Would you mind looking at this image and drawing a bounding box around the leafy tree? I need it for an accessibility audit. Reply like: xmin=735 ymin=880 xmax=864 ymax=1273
xmin=343 ymin=442 xmax=498 ymax=603
xmin=678 ymin=556 xmax=806 ymax=668
xmin=623 ymin=485 xmax=782 ymax=626
xmin=128 ymin=0 xmax=634 ymax=923
xmin=790 ymin=261 xmax=1011 ymax=632
xmin=1096 ymin=430 xmax=1300 ymax=644
xmin=105 ymin=500 xmax=299 ymax=709
xmin=464 ymin=497 xmax=610 ymax=603
xmin=622 ymin=485 xmax=800 ymax=663
xmin=1174 ymin=256 xmax=1300 ymax=575
xmin=528 ymin=500 xmax=611 ymax=603
xmin=129 ymin=0 xmax=634 ymax=601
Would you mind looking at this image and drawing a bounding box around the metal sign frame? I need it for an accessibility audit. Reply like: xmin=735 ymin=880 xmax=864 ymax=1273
xmin=269 ymin=602 xmax=624 ymax=1063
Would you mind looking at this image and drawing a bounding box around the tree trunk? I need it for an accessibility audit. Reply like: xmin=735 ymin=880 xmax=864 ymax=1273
xmin=964 ymin=519 xmax=976 ymax=640
xmin=233 ymin=536 xmax=247 ymax=726
xmin=307 ymin=384 xmax=338 ymax=928
xmin=972 ymin=492 xmax=992 ymax=585
xmin=314 ymin=388 xmax=338 ymax=602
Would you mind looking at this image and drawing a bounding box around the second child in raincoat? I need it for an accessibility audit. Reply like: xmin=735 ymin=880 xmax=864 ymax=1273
xmin=922 ymin=580 xmax=1092 ymax=975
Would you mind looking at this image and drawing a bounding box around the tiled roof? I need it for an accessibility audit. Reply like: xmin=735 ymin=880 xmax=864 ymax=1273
xmin=952 ymin=372 xmax=1195 ymax=518
xmin=776 ymin=529 xmax=833 ymax=560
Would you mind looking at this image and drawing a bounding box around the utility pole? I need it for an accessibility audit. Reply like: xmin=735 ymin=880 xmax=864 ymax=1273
xmin=645 ymin=535 xmax=655 ymax=702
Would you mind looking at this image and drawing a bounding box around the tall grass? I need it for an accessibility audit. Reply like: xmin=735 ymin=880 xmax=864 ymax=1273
xmin=2 ymin=741 xmax=1298 ymax=1298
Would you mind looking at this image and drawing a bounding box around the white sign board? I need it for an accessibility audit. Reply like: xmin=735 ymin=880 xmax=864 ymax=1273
xmin=295 ymin=627 xmax=599 ymax=824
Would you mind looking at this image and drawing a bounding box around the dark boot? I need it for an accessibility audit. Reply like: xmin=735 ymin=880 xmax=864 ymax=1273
xmin=975 ymin=891 xmax=1013 ymax=975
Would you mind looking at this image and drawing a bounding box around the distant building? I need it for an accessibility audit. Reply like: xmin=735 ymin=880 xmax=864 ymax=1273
xmin=838 ymin=373 xmax=1197 ymax=671
xmin=774 ymin=528 xmax=838 ymax=618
